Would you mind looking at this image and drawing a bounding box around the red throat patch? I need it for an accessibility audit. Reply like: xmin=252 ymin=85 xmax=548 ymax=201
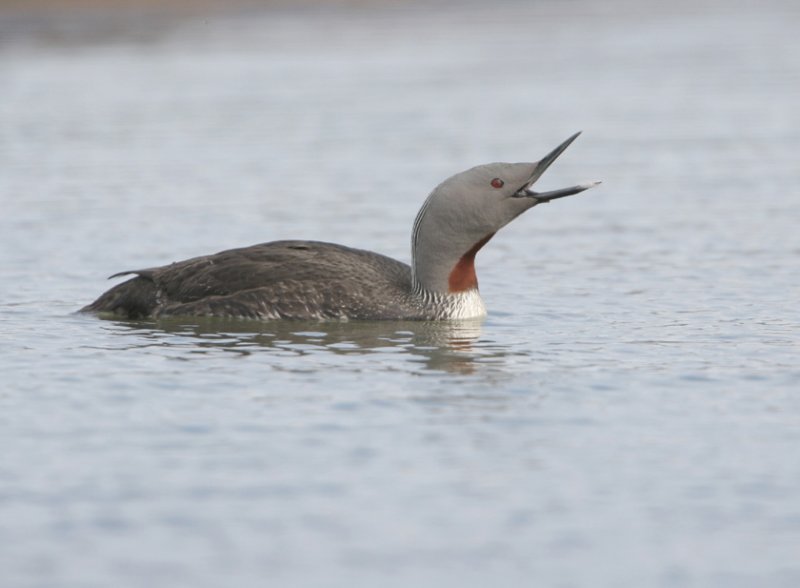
xmin=447 ymin=233 xmax=495 ymax=293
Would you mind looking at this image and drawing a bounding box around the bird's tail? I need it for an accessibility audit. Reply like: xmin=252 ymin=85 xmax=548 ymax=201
xmin=79 ymin=276 xmax=159 ymax=319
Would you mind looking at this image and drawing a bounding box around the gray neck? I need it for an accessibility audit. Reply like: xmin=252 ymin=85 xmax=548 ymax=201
xmin=410 ymin=193 xmax=482 ymax=295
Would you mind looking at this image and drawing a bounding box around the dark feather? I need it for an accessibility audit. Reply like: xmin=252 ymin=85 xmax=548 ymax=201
xmin=81 ymin=241 xmax=418 ymax=320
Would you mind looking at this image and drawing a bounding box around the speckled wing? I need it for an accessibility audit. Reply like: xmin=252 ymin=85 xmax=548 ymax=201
xmin=82 ymin=241 xmax=416 ymax=320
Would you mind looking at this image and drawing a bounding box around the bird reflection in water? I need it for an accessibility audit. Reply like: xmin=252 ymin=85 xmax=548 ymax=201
xmin=97 ymin=316 xmax=502 ymax=375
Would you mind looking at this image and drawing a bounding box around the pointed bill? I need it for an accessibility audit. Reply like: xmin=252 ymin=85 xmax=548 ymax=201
xmin=529 ymin=131 xmax=582 ymax=184
xmin=530 ymin=180 xmax=602 ymax=203
xmin=512 ymin=132 xmax=600 ymax=203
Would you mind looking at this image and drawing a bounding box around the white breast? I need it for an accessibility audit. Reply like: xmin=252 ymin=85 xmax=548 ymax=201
xmin=439 ymin=289 xmax=487 ymax=319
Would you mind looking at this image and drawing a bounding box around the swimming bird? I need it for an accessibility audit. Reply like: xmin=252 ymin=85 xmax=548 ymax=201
xmin=81 ymin=132 xmax=599 ymax=321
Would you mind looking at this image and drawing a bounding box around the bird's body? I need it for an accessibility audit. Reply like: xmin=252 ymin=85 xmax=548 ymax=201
xmin=82 ymin=240 xmax=484 ymax=320
xmin=81 ymin=133 xmax=598 ymax=321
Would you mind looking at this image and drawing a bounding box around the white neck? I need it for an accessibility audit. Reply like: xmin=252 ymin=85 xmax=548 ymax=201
xmin=411 ymin=284 xmax=487 ymax=319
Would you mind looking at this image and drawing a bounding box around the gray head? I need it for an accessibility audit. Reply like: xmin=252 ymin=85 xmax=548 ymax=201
xmin=412 ymin=132 xmax=599 ymax=295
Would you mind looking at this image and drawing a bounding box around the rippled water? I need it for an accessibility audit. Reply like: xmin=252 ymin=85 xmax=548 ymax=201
xmin=2 ymin=1 xmax=800 ymax=586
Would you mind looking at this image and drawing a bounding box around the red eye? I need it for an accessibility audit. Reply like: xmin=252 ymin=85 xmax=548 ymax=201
xmin=491 ymin=178 xmax=504 ymax=189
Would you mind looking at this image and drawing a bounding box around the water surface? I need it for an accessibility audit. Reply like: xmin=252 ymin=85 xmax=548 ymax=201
xmin=1 ymin=1 xmax=799 ymax=586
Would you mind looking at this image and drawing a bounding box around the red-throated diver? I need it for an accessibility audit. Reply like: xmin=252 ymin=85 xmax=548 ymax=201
xmin=81 ymin=132 xmax=599 ymax=321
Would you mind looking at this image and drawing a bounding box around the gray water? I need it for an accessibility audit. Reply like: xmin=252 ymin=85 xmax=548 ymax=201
xmin=1 ymin=0 xmax=799 ymax=586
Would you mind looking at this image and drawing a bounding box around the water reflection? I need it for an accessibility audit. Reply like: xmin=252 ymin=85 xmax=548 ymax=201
xmin=95 ymin=316 xmax=514 ymax=375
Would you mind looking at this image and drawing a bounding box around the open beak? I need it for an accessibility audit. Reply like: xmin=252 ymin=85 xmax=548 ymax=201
xmin=514 ymin=131 xmax=601 ymax=203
